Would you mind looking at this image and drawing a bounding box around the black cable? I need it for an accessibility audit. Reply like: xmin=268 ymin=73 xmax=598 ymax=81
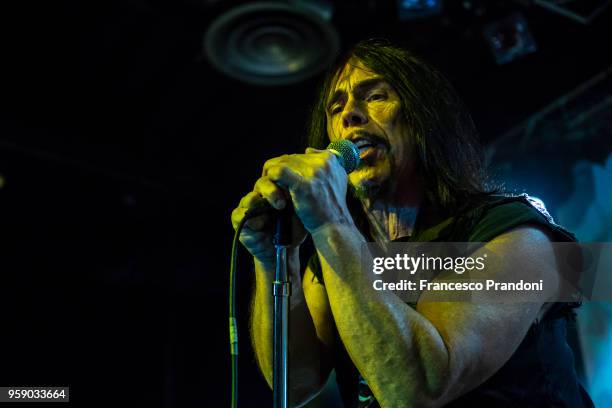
xmin=230 ymin=217 xmax=245 ymax=408
xmin=230 ymin=207 xmax=268 ymax=408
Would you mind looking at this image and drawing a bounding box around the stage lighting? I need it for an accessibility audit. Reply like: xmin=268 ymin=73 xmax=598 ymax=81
xmin=204 ymin=2 xmax=339 ymax=86
xmin=483 ymin=12 xmax=537 ymax=65
xmin=397 ymin=0 xmax=443 ymax=20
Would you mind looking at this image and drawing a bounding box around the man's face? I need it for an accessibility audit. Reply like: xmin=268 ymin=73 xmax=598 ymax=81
xmin=326 ymin=59 xmax=414 ymax=199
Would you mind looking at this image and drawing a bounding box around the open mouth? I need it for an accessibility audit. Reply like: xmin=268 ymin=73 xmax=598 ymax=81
xmin=352 ymin=137 xmax=380 ymax=159
xmin=354 ymin=138 xmax=376 ymax=151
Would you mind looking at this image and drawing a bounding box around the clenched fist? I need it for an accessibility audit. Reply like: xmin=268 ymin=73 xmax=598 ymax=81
xmin=230 ymin=148 xmax=355 ymax=265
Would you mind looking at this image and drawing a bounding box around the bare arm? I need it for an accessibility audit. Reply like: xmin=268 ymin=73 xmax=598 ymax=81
xmin=311 ymin=222 xmax=559 ymax=407
xmin=249 ymin=249 xmax=335 ymax=407
xmin=247 ymin=149 xmax=559 ymax=406
xmin=231 ymin=188 xmax=335 ymax=406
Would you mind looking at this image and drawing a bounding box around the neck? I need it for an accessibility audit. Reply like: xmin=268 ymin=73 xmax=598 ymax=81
xmin=361 ymin=178 xmax=424 ymax=242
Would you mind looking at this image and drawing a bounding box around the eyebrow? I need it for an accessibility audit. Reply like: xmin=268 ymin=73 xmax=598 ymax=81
xmin=326 ymin=77 xmax=387 ymax=111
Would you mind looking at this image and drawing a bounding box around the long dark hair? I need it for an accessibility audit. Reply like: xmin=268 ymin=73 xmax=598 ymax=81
xmin=306 ymin=38 xmax=498 ymax=215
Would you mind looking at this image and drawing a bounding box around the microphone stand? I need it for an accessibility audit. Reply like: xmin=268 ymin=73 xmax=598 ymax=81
xmin=268 ymin=140 xmax=359 ymax=407
xmin=272 ymin=206 xmax=293 ymax=408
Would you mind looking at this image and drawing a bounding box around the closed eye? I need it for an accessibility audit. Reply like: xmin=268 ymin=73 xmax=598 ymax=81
xmin=330 ymin=105 xmax=343 ymax=115
xmin=367 ymin=93 xmax=387 ymax=102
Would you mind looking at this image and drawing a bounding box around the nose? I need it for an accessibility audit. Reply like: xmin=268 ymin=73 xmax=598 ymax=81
xmin=342 ymin=100 xmax=367 ymax=129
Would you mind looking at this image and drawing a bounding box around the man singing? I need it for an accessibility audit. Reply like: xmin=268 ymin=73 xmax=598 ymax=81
xmin=231 ymin=39 xmax=592 ymax=407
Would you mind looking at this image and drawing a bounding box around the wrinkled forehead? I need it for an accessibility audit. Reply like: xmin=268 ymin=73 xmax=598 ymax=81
xmin=327 ymin=58 xmax=379 ymax=99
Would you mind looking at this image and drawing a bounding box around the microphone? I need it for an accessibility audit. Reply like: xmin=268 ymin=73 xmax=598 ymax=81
xmin=326 ymin=139 xmax=361 ymax=173
xmin=245 ymin=140 xmax=361 ymax=218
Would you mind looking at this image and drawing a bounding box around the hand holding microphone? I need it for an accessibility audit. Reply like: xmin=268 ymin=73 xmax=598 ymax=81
xmin=230 ymin=140 xmax=360 ymax=266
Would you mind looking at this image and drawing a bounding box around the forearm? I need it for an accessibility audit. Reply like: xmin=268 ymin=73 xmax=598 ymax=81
xmin=249 ymin=249 xmax=327 ymax=405
xmin=311 ymin=223 xmax=450 ymax=407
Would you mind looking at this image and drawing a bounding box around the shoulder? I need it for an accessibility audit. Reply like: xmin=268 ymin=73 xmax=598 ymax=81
xmin=463 ymin=194 xmax=576 ymax=243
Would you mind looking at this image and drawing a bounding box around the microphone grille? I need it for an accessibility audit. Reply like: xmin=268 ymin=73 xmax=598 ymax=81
xmin=326 ymin=140 xmax=361 ymax=173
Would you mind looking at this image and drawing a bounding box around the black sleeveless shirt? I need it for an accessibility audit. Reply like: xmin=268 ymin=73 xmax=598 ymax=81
xmin=308 ymin=194 xmax=594 ymax=407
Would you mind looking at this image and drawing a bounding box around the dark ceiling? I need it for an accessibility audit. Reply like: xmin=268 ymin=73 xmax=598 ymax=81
xmin=2 ymin=0 xmax=611 ymax=185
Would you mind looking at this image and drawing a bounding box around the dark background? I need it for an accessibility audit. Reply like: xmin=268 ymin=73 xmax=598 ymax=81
xmin=1 ymin=0 xmax=611 ymax=407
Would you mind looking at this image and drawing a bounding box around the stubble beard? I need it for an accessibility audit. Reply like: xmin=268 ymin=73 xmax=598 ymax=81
xmin=348 ymin=154 xmax=396 ymax=202
xmin=349 ymin=178 xmax=388 ymax=201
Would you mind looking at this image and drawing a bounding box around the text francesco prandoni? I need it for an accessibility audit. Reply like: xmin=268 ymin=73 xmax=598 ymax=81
xmin=371 ymin=253 xmax=545 ymax=292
